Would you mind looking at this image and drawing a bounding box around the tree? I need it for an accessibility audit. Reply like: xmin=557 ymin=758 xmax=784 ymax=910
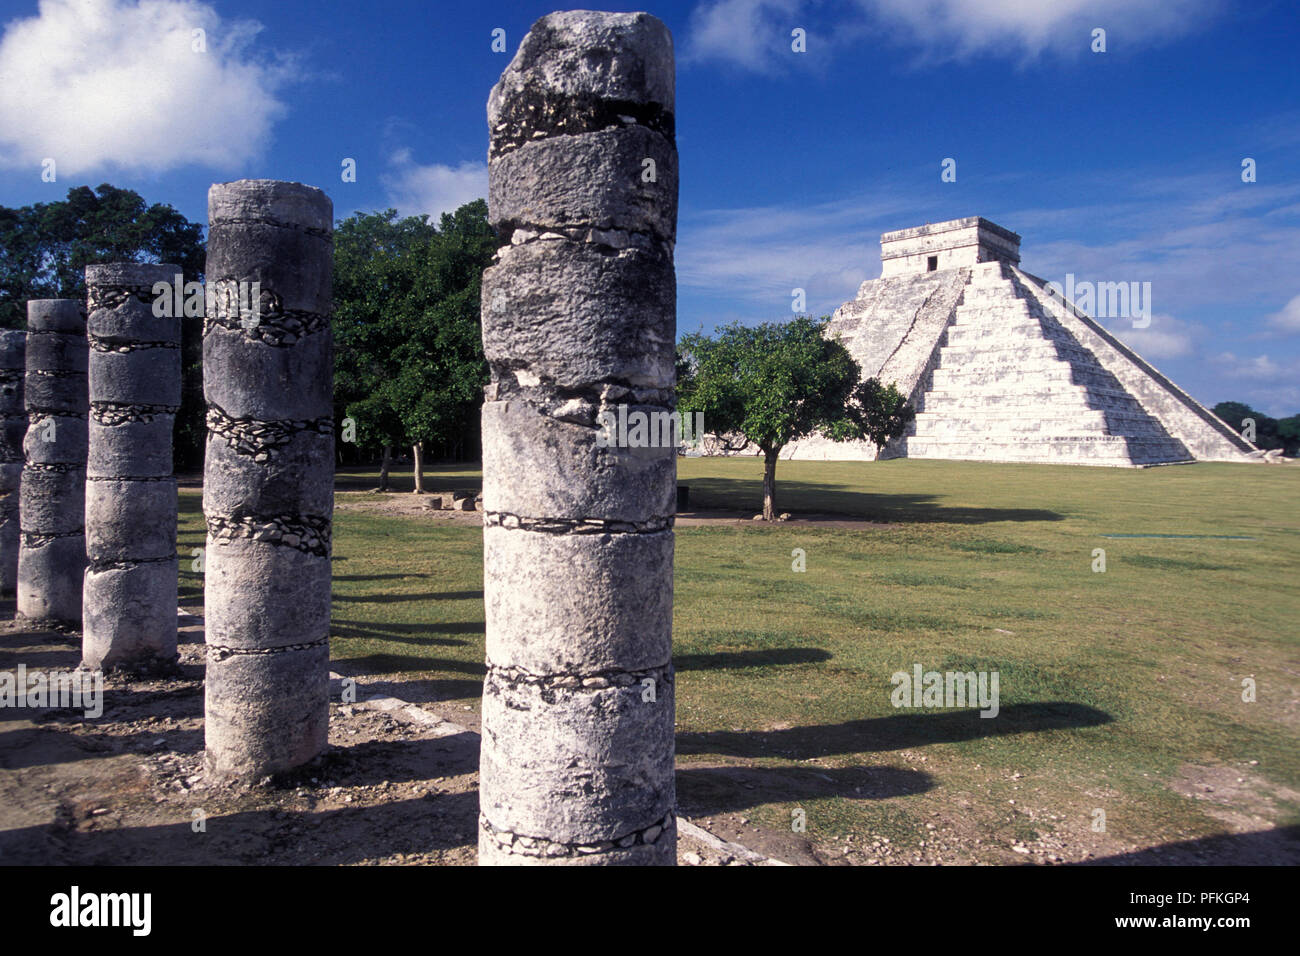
xmin=1211 ymin=400 xmax=1291 ymax=453
xmin=0 ymin=184 xmax=206 ymax=470
xmin=332 ymin=201 xmax=498 ymax=490
xmin=678 ymin=316 xmax=914 ymax=520
xmin=1277 ymin=415 xmax=1300 ymax=457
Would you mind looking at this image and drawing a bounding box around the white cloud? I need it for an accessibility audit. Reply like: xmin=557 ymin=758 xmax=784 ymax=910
xmin=0 ymin=0 xmax=289 ymax=175
xmin=380 ymin=150 xmax=487 ymax=221
xmin=866 ymin=0 xmax=1219 ymax=61
xmin=1107 ymin=313 xmax=1196 ymax=360
xmin=682 ymin=0 xmax=805 ymax=71
xmin=1267 ymin=293 xmax=1300 ymax=332
xmin=684 ymin=0 xmax=1220 ymax=71
xmin=1211 ymin=351 xmax=1288 ymax=380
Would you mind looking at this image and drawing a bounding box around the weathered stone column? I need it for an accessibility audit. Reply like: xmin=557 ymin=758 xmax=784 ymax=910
xmin=0 ymin=330 xmax=26 ymax=597
xmin=82 ymin=264 xmax=181 ymax=671
xmin=17 ymin=300 xmax=87 ymax=625
xmin=478 ymin=11 xmax=679 ymax=865
xmin=202 ymin=180 xmax=334 ymax=781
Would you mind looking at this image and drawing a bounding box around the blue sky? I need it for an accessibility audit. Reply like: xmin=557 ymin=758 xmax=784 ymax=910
xmin=2 ymin=0 xmax=1298 ymax=413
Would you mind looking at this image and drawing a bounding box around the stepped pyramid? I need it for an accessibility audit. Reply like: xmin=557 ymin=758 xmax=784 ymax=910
xmin=783 ymin=217 xmax=1255 ymax=466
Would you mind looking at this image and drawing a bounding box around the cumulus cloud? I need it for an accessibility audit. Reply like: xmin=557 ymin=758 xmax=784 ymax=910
xmin=1212 ymin=351 xmax=1287 ymax=380
xmin=1108 ymin=313 xmax=1196 ymax=360
xmin=1267 ymin=293 xmax=1300 ymax=332
xmin=381 ymin=150 xmax=487 ymax=220
xmin=682 ymin=0 xmax=806 ymax=71
xmin=867 ymin=0 xmax=1218 ymax=61
xmin=684 ymin=0 xmax=1220 ymax=70
xmin=0 ymin=0 xmax=290 ymax=176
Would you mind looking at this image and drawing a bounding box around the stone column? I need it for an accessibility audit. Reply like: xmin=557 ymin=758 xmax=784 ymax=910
xmin=17 ymin=300 xmax=87 ymax=626
xmin=82 ymin=263 xmax=181 ymax=671
xmin=0 ymin=330 xmax=25 ymax=597
xmin=202 ymin=179 xmax=334 ymax=781
xmin=478 ymin=11 xmax=679 ymax=865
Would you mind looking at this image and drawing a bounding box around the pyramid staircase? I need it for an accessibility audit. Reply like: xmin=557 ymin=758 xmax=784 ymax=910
xmin=903 ymin=262 xmax=1194 ymax=466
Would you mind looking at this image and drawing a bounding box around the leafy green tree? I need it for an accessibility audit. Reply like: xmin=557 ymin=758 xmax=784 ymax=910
xmin=1212 ymin=400 xmax=1284 ymax=452
xmin=0 ymin=184 xmax=206 ymax=470
xmin=678 ymin=316 xmax=914 ymax=520
xmin=1277 ymin=415 xmax=1300 ymax=457
xmin=332 ymin=200 xmax=498 ymax=490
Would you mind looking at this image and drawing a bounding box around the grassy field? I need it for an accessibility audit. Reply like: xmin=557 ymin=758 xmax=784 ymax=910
xmin=178 ymin=457 xmax=1300 ymax=861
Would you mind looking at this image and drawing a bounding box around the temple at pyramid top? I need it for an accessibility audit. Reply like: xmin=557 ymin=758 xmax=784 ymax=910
xmin=881 ymin=217 xmax=1021 ymax=277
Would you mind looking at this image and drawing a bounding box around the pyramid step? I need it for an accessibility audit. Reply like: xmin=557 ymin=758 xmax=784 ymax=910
xmin=931 ymin=364 xmax=1122 ymax=390
xmin=913 ymin=408 xmax=1168 ymax=429
xmin=923 ymin=380 xmax=1138 ymax=402
xmin=946 ymin=322 xmax=1052 ymax=344
xmin=967 ymin=262 xmax=1013 ymax=286
xmin=938 ymin=340 xmax=1097 ymax=364
xmin=918 ymin=391 xmax=1153 ymax=416
xmin=952 ymin=304 xmax=1037 ymax=324
xmin=958 ymin=291 xmax=1022 ymax=310
xmin=911 ymin=414 xmax=1176 ymax=440
xmin=904 ymin=436 xmax=1192 ymax=466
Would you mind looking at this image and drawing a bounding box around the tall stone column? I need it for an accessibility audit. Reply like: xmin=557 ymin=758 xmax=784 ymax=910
xmin=0 ymin=330 xmax=25 ymax=597
xmin=202 ymin=179 xmax=334 ymax=781
xmin=478 ymin=11 xmax=679 ymax=865
xmin=82 ymin=263 xmax=181 ymax=671
xmin=17 ymin=300 xmax=88 ymax=626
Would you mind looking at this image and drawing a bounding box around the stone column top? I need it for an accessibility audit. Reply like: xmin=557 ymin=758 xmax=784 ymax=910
xmin=85 ymin=262 xmax=180 ymax=287
xmin=488 ymin=11 xmax=674 ymax=160
xmin=26 ymin=300 xmax=86 ymax=334
xmin=208 ymin=180 xmax=334 ymax=236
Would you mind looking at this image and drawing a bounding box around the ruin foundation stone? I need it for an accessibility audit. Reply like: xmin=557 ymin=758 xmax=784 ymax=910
xmin=81 ymin=263 xmax=181 ymax=671
xmin=202 ymin=179 xmax=334 ymax=781
xmin=17 ymin=300 xmax=87 ymax=625
xmin=0 ymin=330 xmax=25 ymax=595
xmin=478 ymin=11 xmax=679 ymax=865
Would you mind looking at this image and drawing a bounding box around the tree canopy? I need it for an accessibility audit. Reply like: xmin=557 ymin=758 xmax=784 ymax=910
xmin=1213 ymin=400 xmax=1300 ymax=456
xmin=332 ymin=200 xmax=498 ymax=485
xmin=0 ymin=184 xmax=207 ymax=469
xmin=678 ymin=316 xmax=914 ymax=519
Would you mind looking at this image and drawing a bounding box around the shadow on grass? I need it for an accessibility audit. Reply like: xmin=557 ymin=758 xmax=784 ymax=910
xmin=678 ymin=763 xmax=932 ymax=815
xmin=335 ymin=654 xmax=485 ymax=680
xmin=676 ymin=648 xmax=831 ymax=671
xmin=331 ymin=619 xmax=479 ymax=645
xmin=333 ymin=590 xmax=482 ymax=605
xmin=334 ymin=463 xmax=482 ymax=494
xmin=1076 ymin=825 xmax=1300 ymax=866
xmin=686 ymin=476 xmax=1064 ymax=524
xmin=677 ymin=702 xmax=1112 ymax=759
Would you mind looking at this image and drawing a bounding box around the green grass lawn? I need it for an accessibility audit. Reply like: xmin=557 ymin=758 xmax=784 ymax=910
xmin=178 ymin=457 xmax=1300 ymax=859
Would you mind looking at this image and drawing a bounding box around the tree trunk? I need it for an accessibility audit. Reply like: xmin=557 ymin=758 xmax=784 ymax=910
xmin=762 ymin=448 xmax=778 ymax=521
xmin=379 ymin=445 xmax=392 ymax=491
xmin=412 ymin=441 xmax=425 ymax=493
